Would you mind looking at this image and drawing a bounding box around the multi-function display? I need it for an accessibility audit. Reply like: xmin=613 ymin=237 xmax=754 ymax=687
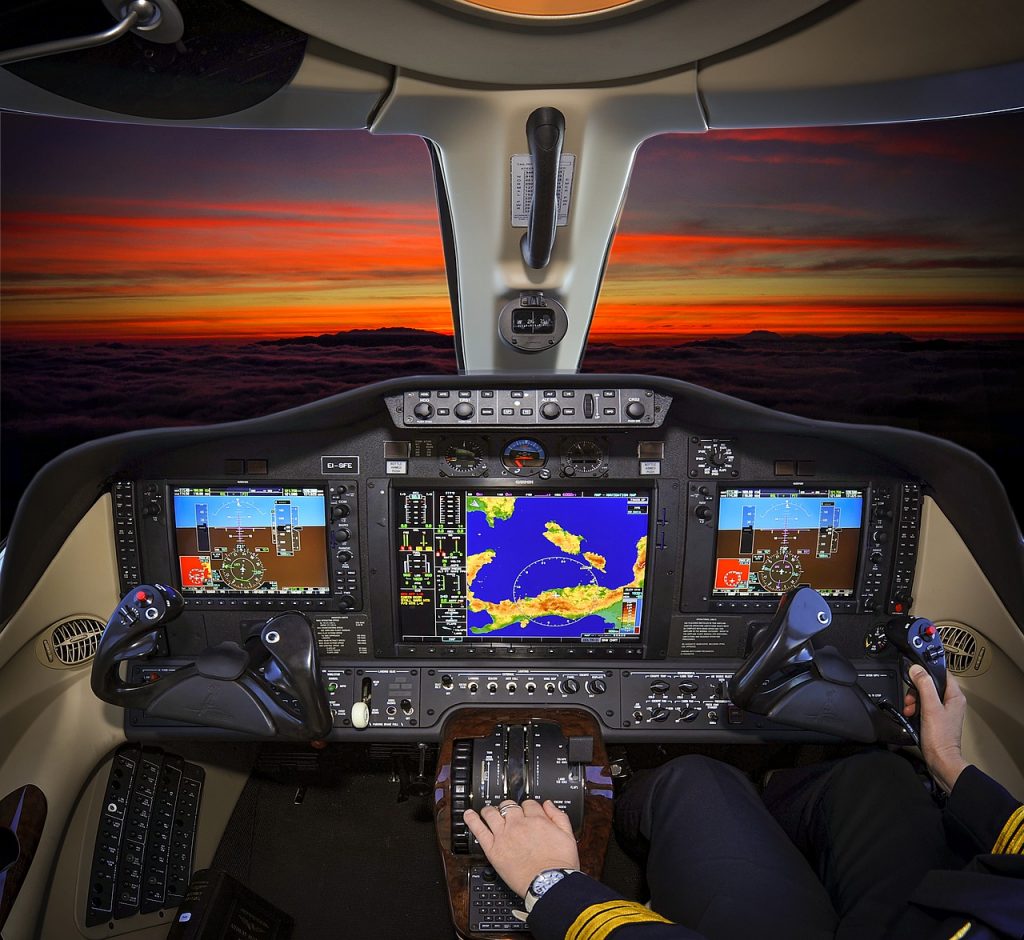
xmin=712 ymin=487 xmax=864 ymax=598
xmin=396 ymin=489 xmax=650 ymax=645
xmin=172 ymin=485 xmax=330 ymax=594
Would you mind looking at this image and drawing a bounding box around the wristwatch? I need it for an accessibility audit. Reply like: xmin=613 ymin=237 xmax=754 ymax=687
xmin=524 ymin=868 xmax=580 ymax=913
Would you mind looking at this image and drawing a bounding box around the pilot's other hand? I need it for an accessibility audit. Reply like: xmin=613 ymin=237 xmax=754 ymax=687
xmin=463 ymin=799 xmax=580 ymax=898
xmin=903 ymin=665 xmax=969 ymax=793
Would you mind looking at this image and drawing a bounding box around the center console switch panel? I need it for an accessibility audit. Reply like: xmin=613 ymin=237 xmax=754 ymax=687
xmin=127 ymin=663 xmax=898 ymax=741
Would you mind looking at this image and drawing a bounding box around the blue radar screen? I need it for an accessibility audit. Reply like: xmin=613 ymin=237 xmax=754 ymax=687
xmin=464 ymin=492 xmax=648 ymax=640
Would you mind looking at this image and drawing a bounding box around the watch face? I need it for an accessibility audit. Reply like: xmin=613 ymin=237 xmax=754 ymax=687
xmin=531 ymin=869 xmax=567 ymax=898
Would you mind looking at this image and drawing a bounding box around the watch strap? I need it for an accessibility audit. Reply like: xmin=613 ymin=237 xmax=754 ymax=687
xmin=524 ymin=868 xmax=581 ymax=913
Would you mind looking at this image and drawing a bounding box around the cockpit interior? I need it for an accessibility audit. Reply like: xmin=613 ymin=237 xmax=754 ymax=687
xmin=1 ymin=1 xmax=1022 ymax=938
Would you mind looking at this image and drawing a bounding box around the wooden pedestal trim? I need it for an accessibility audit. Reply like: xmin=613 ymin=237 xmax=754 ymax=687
xmin=0 ymin=784 xmax=47 ymax=933
xmin=434 ymin=708 xmax=613 ymax=940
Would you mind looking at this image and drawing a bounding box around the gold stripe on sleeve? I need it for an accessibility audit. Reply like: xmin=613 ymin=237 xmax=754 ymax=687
xmin=566 ymin=900 xmax=672 ymax=940
xmin=567 ymin=902 xmax=634 ymax=940
xmin=948 ymin=920 xmax=972 ymax=940
xmin=992 ymin=805 xmax=1024 ymax=853
xmin=1007 ymin=821 xmax=1024 ymax=855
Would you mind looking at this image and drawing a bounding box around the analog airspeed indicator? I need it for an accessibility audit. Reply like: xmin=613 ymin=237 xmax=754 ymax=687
xmin=443 ymin=439 xmax=486 ymax=476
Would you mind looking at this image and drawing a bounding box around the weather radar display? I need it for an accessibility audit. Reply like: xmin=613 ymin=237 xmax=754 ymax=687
xmin=172 ymin=485 xmax=329 ymax=594
xmin=396 ymin=489 xmax=649 ymax=644
xmin=712 ymin=487 xmax=864 ymax=598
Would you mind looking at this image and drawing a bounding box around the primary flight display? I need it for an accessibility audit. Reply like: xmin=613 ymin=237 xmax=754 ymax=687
xmin=396 ymin=489 xmax=650 ymax=645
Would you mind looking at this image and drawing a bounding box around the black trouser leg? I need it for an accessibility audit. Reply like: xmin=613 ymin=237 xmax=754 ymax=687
xmin=614 ymin=755 xmax=838 ymax=940
xmin=764 ymin=750 xmax=958 ymax=940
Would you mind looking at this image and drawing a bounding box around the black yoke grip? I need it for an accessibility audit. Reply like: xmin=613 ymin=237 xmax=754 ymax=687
xmin=729 ymin=586 xmax=833 ymax=708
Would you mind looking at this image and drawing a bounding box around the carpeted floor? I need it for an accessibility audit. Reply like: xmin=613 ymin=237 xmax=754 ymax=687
xmin=211 ymin=754 xmax=646 ymax=938
xmin=209 ymin=741 xmax=864 ymax=937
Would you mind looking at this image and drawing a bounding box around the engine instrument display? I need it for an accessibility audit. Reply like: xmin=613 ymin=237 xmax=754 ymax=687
xmin=172 ymin=485 xmax=330 ymax=594
xmin=396 ymin=488 xmax=650 ymax=645
xmin=712 ymin=487 xmax=864 ymax=598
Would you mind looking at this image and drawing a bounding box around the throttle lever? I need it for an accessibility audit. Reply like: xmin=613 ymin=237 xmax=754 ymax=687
xmin=729 ymin=586 xmax=832 ymax=708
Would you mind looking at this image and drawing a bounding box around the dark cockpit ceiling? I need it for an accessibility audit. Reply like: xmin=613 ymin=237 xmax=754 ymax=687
xmin=4 ymin=0 xmax=1023 ymax=123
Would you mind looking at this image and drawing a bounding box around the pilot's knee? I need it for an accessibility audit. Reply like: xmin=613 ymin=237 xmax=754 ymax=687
xmin=828 ymin=750 xmax=923 ymax=801
xmin=651 ymin=754 xmax=744 ymax=793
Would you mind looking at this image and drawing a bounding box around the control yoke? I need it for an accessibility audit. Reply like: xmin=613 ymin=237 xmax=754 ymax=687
xmin=729 ymin=586 xmax=909 ymax=744
xmin=92 ymin=584 xmax=333 ymax=740
xmin=729 ymin=587 xmax=831 ymax=708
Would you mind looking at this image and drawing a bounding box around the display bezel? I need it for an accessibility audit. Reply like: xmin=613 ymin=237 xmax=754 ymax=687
xmin=708 ymin=484 xmax=867 ymax=603
xmin=166 ymin=481 xmax=333 ymax=598
xmin=387 ymin=481 xmax=656 ymax=651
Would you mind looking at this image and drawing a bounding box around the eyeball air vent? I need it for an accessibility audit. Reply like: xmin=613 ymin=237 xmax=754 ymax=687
xmin=36 ymin=616 xmax=106 ymax=668
xmin=935 ymin=621 xmax=991 ymax=677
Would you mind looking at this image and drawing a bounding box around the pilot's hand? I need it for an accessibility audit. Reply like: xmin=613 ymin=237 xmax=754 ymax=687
xmin=903 ymin=664 xmax=969 ymax=793
xmin=463 ymin=799 xmax=580 ymax=898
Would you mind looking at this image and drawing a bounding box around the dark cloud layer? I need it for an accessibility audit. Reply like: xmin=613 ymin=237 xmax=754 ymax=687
xmin=3 ymin=331 xmax=1021 ymax=532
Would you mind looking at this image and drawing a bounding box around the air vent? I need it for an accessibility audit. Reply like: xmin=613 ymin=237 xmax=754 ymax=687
xmin=36 ymin=616 xmax=105 ymax=669
xmin=935 ymin=621 xmax=990 ymax=677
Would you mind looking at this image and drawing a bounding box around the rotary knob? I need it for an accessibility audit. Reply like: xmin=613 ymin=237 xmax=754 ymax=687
xmin=560 ymin=677 xmax=580 ymax=694
xmin=586 ymin=678 xmax=607 ymax=695
xmin=625 ymin=401 xmax=646 ymax=419
xmin=650 ymin=706 xmax=670 ymax=722
xmin=413 ymin=402 xmax=434 ymax=420
xmin=454 ymin=402 xmax=475 ymax=419
xmin=540 ymin=402 xmax=561 ymax=420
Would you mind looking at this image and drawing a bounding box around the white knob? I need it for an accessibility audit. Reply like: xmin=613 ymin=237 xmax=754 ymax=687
xmin=351 ymin=701 xmax=370 ymax=729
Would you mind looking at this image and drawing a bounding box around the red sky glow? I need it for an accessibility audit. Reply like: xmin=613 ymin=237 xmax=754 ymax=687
xmin=2 ymin=112 xmax=1022 ymax=343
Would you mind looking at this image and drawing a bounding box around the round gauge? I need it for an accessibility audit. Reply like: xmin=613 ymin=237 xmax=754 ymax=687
xmin=562 ymin=439 xmax=606 ymax=476
xmin=218 ymin=547 xmax=266 ymax=590
xmin=501 ymin=438 xmax=547 ymax=475
xmin=756 ymin=550 xmax=803 ymax=593
xmin=443 ymin=438 xmax=486 ymax=476
xmin=864 ymin=623 xmax=889 ymax=656
xmin=694 ymin=439 xmax=736 ymax=477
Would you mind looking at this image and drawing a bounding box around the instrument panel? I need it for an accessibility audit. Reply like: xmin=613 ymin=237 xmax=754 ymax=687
xmin=96 ymin=375 xmax=940 ymax=741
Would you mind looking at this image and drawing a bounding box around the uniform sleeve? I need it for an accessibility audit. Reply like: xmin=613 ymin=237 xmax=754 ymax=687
xmin=943 ymin=764 xmax=1024 ymax=857
xmin=526 ymin=872 xmax=707 ymax=940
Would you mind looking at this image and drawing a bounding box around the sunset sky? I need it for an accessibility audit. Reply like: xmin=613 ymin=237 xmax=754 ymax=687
xmin=2 ymin=109 xmax=1022 ymax=342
